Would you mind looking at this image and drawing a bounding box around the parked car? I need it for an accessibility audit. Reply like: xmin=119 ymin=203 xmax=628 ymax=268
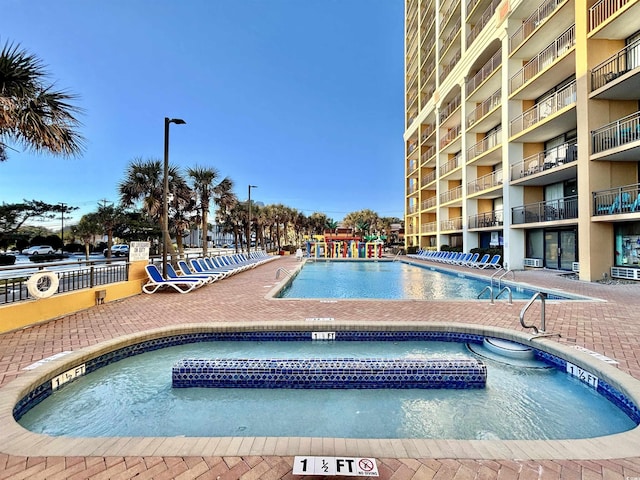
xmin=21 ymin=245 xmax=55 ymax=255
xmin=103 ymin=244 xmax=129 ymax=257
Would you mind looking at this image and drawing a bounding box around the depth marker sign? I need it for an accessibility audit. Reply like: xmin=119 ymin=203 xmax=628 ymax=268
xmin=293 ymin=456 xmax=378 ymax=476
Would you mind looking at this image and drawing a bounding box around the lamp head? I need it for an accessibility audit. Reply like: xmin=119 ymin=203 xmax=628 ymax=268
xmin=169 ymin=118 xmax=186 ymax=125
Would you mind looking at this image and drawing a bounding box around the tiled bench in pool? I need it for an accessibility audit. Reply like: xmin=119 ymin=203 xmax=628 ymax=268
xmin=172 ymin=357 xmax=487 ymax=389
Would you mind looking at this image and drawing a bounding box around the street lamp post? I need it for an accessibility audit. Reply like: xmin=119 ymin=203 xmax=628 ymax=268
xmin=248 ymin=184 xmax=257 ymax=252
xmin=163 ymin=117 xmax=186 ymax=279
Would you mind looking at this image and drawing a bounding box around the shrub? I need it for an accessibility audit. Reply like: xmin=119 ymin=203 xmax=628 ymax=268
xmin=0 ymin=254 xmax=16 ymax=266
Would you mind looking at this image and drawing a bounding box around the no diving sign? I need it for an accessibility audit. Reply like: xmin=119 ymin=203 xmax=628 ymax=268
xmin=293 ymin=456 xmax=378 ymax=477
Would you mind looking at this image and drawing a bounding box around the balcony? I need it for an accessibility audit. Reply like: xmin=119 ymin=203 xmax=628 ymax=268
xmin=589 ymin=0 xmax=640 ymax=38
xmin=421 ymin=145 xmax=437 ymax=166
xmin=509 ymin=0 xmax=567 ymax=54
xmin=510 ymin=141 xmax=577 ymax=182
xmin=511 ymin=195 xmax=578 ymax=225
xmin=591 ymin=110 xmax=640 ymax=161
xmin=591 ymin=39 xmax=640 ymax=99
xmin=421 ymin=124 xmax=436 ymax=143
xmin=467 ymin=170 xmax=503 ymax=196
xmin=440 ymin=18 xmax=461 ymax=59
xmin=468 ymin=209 xmax=504 ymax=229
xmin=439 ymin=94 xmax=462 ymax=124
xmin=440 ymin=124 xmax=462 ymax=151
xmin=422 ymin=221 xmax=438 ymax=233
xmin=466 ymin=0 xmax=501 ymax=48
xmin=407 ymin=204 xmax=418 ymax=215
xmin=510 ymin=81 xmax=577 ymax=142
xmin=439 ymin=50 xmax=462 ymax=84
xmin=440 ymin=185 xmax=463 ymax=204
xmin=466 ymin=127 xmax=502 ymax=165
xmin=441 ymin=0 xmax=461 ymax=33
xmin=408 ymin=159 xmax=418 ymax=173
xmin=440 ymin=216 xmax=463 ymax=231
xmin=440 ymin=152 xmax=463 ymax=177
xmin=421 ymin=170 xmax=437 ymax=187
xmin=465 ymin=50 xmax=502 ymax=102
xmin=422 ymin=196 xmax=438 ymax=210
xmin=467 ymin=88 xmax=501 ymax=132
xmin=510 ymin=25 xmax=576 ymax=99
xmin=593 ymin=183 xmax=640 ymax=216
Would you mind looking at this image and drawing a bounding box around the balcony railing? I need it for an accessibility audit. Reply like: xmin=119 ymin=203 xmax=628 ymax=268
xmin=439 ymin=94 xmax=462 ymax=123
xmin=408 ymin=159 xmax=418 ymax=172
xmin=439 ymin=50 xmax=462 ymax=83
xmin=510 ymin=141 xmax=577 ymax=180
xmin=510 ymin=81 xmax=576 ymax=136
xmin=407 ymin=204 xmax=418 ymax=215
xmin=467 ymin=127 xmax=502 ymax=161
xmin=593 ymin=183 xmax=640 ymax=215
xmin=465 ymin=50 xmax=501 ymax=97
xmin=440 ymin=216 xmax=463 ymax=231
xmin=422 ymin=170 xmax=437 ymax=186
xmin=511 ymin=195 xmax=578 ymax=224
xmin=440 ymin=18 xmax=461 ymax=57
xmin=421 ymin=124 xmax=436 ymax=142
xmin=589 ymin=0 xmax=633 ymax=32
xmin=440 ymin=152 xmax=462 ymax=176
xmin=467 ymin=170 xmax=503 ymax=194
xmin=466 ymin=0 xmax=501 ymax=48
xmin=441 ymin=0 xmax=461 ymax=30
xmin=509 ymin=0 xmax=564 ymax=53
xmin=421 ymin=145 xmax=437 ymax=165
xmin=422 ymin=221 xmax=438 ymax=233
xmin=423 ymin=196 xmax=438 ymax=209
xmin=592 ymin=110 xmax=640 ymax=154
xmin=440 ymin=124 xmax=462 ymax=149
xmin=591 ymin=38 xmax=640 ymax=90
xmin=440 ymin=185 xmax=463 ymax=204
xmin=510 ymin=24 xmax=575 ymax=94
xmin=468 ymin=209 xmax=504 ymax=228
xmin=467 ymin=88 xmax=501 ymax=128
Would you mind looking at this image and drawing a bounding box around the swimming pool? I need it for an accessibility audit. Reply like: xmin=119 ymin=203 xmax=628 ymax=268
xmin=276 ymin=260 xmax=571 ymax=300
xmin=13 ymin=328 xmax=639 ymax=440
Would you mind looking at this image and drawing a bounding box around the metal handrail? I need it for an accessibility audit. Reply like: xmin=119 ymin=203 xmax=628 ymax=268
xmin=478 ymin=285 xmax=494 ymax=304
xmin=496 ymin=286 xmax=513 ymax=304
xmin=489 ymin=268 xmax=505 ymax=287
xmin=497 ymin=269 xmax=515 ymax=290
xmin=275 ymin=267 xmax=292 ymax=279
xmin=519 ymin=292 xmax=546 ymax=333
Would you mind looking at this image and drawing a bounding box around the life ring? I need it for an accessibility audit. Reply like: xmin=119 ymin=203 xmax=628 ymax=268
xmin=27 ymin=270 xmax=59 ymax=299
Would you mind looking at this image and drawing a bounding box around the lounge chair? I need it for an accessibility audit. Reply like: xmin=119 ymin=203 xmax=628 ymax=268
xmin=475 ymin=254 xmax=502 ymax=269
xmin=461 ymin=252 xmax=479 ymax=267
xmin=178 ymin=260 xmax=226 ymax=281
xmin=468 ymin=253 xmax=489 ymax=268
xmin=142 ymin=264 xmax=202 ymax=294
xmin=455 ymin=253 xmax=474 ymax=265
xmin=165 ymin=263 xmax=213 ymax=285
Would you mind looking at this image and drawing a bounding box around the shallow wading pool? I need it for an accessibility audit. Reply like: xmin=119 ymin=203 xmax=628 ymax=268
xmin=2 ymin=322 xmax=640 ymax=461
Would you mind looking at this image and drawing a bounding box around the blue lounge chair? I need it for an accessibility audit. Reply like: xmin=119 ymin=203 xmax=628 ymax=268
xmin=165 ymin=263 xmax=213 ymax=285
xmin=468 ymin=253 xmax=490 ymax=268
xmin=461 ymin=252 xmax=479 ymax=267
xmin=178 ymin=260 xmax=226 ymax=280
xmin=476 ymin=254 xmax=502 ymax=269
xmin=142 ymin=264 xmax=202 ymax=294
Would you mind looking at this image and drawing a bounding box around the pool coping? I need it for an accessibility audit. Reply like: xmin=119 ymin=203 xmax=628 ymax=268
xmin=0 ymin=321 xmax=639 ymax=460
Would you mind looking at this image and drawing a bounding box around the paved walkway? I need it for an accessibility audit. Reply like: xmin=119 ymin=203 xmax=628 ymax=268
xmin=1 ymin=255 xmax=640 ymax=479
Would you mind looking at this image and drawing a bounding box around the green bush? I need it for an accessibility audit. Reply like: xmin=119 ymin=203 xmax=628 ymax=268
xmin=0 ymin=254 xmax=16 ymax=266
xmin=29 ymin=253 xmax=69 ymax=263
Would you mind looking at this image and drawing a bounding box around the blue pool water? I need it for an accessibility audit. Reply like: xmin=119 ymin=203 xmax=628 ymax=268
xmin=18 ymin=339 xmax=635 ymax=439
xmin=277 ymin=261 xmax=557 ymax=300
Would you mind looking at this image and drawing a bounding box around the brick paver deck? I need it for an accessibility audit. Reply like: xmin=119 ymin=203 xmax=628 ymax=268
xmin=1 ymin=254 xmax=640 ymax=479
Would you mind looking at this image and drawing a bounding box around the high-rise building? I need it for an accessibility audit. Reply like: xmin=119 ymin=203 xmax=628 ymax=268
xmin=404 ymin=0 xmax=640 ymax=281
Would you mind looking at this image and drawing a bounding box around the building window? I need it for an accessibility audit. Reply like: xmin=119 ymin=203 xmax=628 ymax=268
xmin=614 ymin=223 xmax=640 ymax=266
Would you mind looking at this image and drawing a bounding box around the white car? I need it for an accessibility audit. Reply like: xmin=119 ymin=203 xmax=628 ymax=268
xmin=22 ymin=245 xmax=55 ymax=255
xmin=103 ymin=244 xmax=129 ymax=257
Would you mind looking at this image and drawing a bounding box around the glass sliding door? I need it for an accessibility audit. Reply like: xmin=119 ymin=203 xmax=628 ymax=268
xmin=544 ymin=229 xmax=577 ymax=270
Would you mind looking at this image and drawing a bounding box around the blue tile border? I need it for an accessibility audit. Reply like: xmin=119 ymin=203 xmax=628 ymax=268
xmin=172 ymin=357 xmax=487 ymax=389
xmin=12 ymin=330 xmax=640 ymax=425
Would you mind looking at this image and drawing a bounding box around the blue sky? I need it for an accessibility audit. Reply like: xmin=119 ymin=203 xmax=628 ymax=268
xmin=1 ymin=0 xmax=404 ymax=229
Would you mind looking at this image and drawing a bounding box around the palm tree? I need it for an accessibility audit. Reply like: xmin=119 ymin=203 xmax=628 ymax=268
xmin=187 ymin=166 xmax=231 ymax=256
xmin=0 ymin=41 xmax=84 ymax=162
xmin=118 ymin=157 xmax=190 ymax=264
xmin=72 ymin=213 xmax=102 ymax=259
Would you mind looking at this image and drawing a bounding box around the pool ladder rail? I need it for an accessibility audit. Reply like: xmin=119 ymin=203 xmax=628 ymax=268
xmin=477 ymin=268 xmax=514 ymax=304
xmin=519 ymin=292 xmax=560 ymax=338
xmin=275 ymin=267 xmax=292 ymax=280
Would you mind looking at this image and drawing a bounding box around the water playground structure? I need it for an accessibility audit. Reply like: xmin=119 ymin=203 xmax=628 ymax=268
xmin=303 ymin=235 xmax=384 ymax=259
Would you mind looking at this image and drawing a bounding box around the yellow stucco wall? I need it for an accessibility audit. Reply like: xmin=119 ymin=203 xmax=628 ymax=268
xmin=0 ymin=261 xmax=148 ymax=334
